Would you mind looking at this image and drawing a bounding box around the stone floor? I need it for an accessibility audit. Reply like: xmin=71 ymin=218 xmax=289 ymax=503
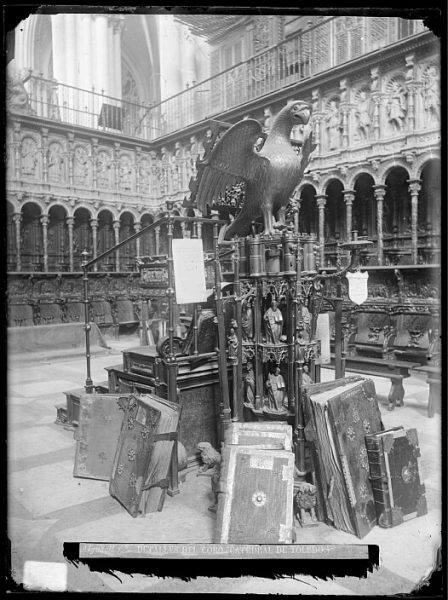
xmin=7 ymin=332 xmax=442 ymax=594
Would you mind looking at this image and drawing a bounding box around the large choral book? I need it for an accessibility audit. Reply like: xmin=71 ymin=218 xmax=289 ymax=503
xmin=224 ymin=422 xmax=292 ymax=450
xmin=303 ymin=376 xmax=384 ymax=538
xmin=365 ymin=427 xmax=427 ymax=528
xmin=215 ymin=445 xmax=295 ymax=544
xmin=109 ymin=394 xmax=180 ymax=517
xmin=73 ymin=393 xmax=129 ymax=480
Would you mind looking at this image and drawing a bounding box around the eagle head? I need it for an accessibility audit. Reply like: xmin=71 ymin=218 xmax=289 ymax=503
xmin=288 ymin=100 xmax=311 ymax=126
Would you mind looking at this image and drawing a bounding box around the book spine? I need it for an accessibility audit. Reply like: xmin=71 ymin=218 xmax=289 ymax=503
xmin=365 ymin=436 xmax=394 ymax=528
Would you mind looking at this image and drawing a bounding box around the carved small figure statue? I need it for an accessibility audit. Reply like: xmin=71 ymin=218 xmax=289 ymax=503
xmin=355 ymin=90 xmax=371 ymax=140
xmin=326 ymin=100 xmax=341 ymax=150
xmin=294 ymin=480 xmax=318 ymax=526
xmin=264 ymin=299 xmax=283 ymax=344
xmin=423 ymin=65 xmax=440 ymax=123
xmin=244 ymin=362 xmax=256 ymax=407
xmin=227 ymin=326 xmax=239 ymax=360
xmin=241 ymin=296 xmax=254 ymax=341
xmin=301 ymin=364 xmax=313 ymax=387
xmin=387 ymin=81 xmax=407 ymax=132
xmin=196 ymin=442 xmax=221 ymax=512
xmin=266 ymin=367 xmax=288 ymax=412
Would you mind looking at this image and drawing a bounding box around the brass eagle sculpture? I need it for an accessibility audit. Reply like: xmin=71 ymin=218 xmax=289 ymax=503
xmin=192 ymin=101 xmax=316 ymax=239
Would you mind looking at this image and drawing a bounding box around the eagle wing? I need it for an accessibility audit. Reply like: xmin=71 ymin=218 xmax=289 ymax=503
xmin=192 ymin=119 xmax=270 ymax=214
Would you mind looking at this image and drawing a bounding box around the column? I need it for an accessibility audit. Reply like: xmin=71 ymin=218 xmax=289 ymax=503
xmin=92 ymin=138 xmax=98 ymax=189
xmin=92 ymin=15 xmax=110 ymax=97
xmin=13 ymin=213 xmax=22 ymax=272
xmin=65 ymin=14 xmax=77 ymax=88
xmin=78 ymin=15 xmax=92 ymax=91
xmin=316 ymin=195 xmax=327 ymax=267
xmin=113 ymin=219 xmax=120 ymax=271
xmin=41 ymin=215 xmax=49 ymax=272
xmin=155 ymin=226 xmax=160 ymax=255
xmin=114 ymin=143 xmax=120 ymax=191
xmin=66 ymin=216 xmax=74 ymax=272
xmin=370 ymin=67 xmax=381 ymax=140
xmin=109 ymin=16 xmax=124 ymax=98
xmin=50 ymin=15 xmax=67 ymax=87
xmin=13 ymin=122 xmax=21 ymax=180
xmin=90 ymin=218 xmax=98 ymax=272
xmin=313 ymin=116 xmax=322 ymax=155
xmin=134 ymin=222 xmax=141 ymax=259
xmin=135 ymin=147 xmax=141 ymax=195
xmin=374 ymin=184 xmax=386 ymax=266
xmin=343 ymin=190 xmax=355 ymax=241
xmin=41 ymin=128 xmax=49 ymax=184
xmin=408 ymin=179 xmax=421 ymax=265
xmin=405 ymin=54 xmax=416 ymax=131
xmin=67 ymin=133 xmax=74 ymax=186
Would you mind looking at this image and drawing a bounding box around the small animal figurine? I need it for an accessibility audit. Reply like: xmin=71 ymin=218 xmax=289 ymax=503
xmin=294 ymin=481 xmax=318 ymax=526
xmin=197 ymin=442 xmax=222 ymax=512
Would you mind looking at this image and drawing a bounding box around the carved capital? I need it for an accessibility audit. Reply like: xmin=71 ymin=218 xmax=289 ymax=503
xmin=90 ymin=218 xmax=98 ymax=228
xmin=316 ymin=195 xmax=327 ymax=209
xmin=407 ymin=179 xmax=421 ymax=196
xmin=40 ymin=215 xmax=49 ymax=226
xmin=373 ymin=185 xmax=387 ymax=201
xmin=343 ymin=190 xmax=355 ymax=204
xmin=66 ymin=216 xmax=75 ymax=227
xmin=12 ymin=212 xmax=22 ymax=225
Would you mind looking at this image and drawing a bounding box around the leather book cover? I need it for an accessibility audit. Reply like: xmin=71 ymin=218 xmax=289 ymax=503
xmin=365 ymin=427 xmax=427 ymax=527
xmin=73 ymin=393 xmax=130 ymax=480
xmin=109 ymin=394 xmax=179 ymax=518
xmin=303 ymin=376 xmax=383 ymax=538
xmin=215 ymin=445 xmax=295 ymax=544
xmin=224 ymin=422 xmax=292 ymax=450
xmin=326 ymin=378 xmax=384 ymax=538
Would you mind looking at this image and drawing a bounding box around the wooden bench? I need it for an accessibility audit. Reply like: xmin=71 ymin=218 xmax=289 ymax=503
xmin=411 ymin=365 xmax=441 ymax=418
xmin=329 ymin=354 xmax=420 ymax=411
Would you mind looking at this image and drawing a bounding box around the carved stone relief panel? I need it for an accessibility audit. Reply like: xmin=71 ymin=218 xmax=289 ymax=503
xmin=419 ymin=62 xmax=440 ymax=128
xmin=384 ymin=74 xmax=407 ymax=136
xmin=47 ymin=139 xmax=66 ymax=184
xmin=73 ymin=144 xmax=93 ymax=187
xmin=353 ymin=86 xmax=372 ymax=144
xmin=118 ymin=152 xmax=135 ymax=192
xmin=138 ymin=155 xmax=150 ymax=195
xmin=20 ymin=134 xmax=41 ymax=179
xmin=96 ymin=148 xmax=113 ymax=189
xmin=324 ymin=96 xmax=342 ymax=151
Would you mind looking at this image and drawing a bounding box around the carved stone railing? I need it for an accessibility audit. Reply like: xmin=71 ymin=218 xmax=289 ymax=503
xmin=19 ymin=17 xmax=427 ymax=142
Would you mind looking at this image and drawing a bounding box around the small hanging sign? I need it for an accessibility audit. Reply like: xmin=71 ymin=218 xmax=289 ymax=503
xmin=346 ymin=271 xmax=369 ymax=305
xmin=172 ymin=239 xmax=207 ymax=304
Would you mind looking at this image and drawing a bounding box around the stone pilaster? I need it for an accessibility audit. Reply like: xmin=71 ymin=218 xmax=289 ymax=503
xmin=66 ymin=216 xmax=74 ymax=272
xmin=13 ymin=212 xmax=22 ymax=272
xmin=113 ymin=219 xmax=120 ymax=271
xmin=373 ymin=184 xmax=386 ymax=265
xmin=90 ymin=218 xmax=98 ymax=272
xmin=316 ymin=194 xmax=327 ymax=266
xmin=408 ymin=179 xmax=421 ymax=265
xmin=343 ymin=190 xmax=355 ymax=240
xmin=40 ymin=214 xmax=49 ymax=272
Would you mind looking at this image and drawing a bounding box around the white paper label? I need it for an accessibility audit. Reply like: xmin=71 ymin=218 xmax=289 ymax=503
xmin=172 ymin=239 xmax=207 ymax=304
xmin=316 ymin=313 xmax=331 ymax=364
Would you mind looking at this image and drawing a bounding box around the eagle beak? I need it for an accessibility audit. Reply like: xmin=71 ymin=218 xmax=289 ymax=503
xmin=294 ymin=106 xmax=311 ymax=125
